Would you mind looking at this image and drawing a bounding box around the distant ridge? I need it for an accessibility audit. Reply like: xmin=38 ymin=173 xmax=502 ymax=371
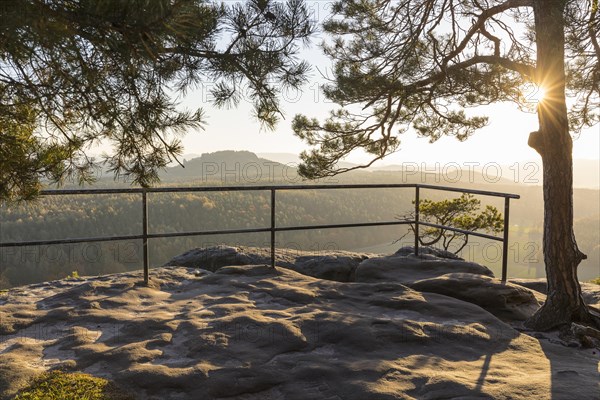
xmin=161 ymin=150 xmax=295 ymax=183
xmin=573 ymin=159 xmax=600 ymax=189
xmin=67 ymin=150 xmax=597 ymax=190
xmin=256 ymin=152 xmax=359 ymax=169
xmin=372 ymin=159 xmax=599 ymax=189
xmin=159 ymin=150 xmax=599 ymax=188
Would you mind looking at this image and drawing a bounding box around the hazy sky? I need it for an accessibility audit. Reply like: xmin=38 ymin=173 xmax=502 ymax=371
xmin=177 ymin=86 xmax=599 ymax=165
xmin=172 ymin=1 xmax=599 ymax=168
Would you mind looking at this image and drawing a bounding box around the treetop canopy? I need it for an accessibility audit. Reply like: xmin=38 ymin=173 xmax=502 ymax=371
xmin=0 ymin=0 xmax=313 ymax=200
xmin=292 ymin=0 xmax=599 ymax=178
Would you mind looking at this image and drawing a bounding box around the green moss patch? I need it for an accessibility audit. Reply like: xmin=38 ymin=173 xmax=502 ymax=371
xmin=14 ymin=370 xmax=135 ymax=400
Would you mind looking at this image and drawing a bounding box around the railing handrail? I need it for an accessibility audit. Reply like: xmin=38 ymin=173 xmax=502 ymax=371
xmin=1 ymin=183 xmax=520 ymax=284
xmin=35 ymin=183 xmax=521 ymax=199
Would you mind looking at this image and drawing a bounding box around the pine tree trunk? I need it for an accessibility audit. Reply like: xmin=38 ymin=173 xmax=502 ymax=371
xmin=525 ymin=0 xmax=591 ymax=331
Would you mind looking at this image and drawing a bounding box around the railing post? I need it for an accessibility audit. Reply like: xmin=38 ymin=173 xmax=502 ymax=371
xmin=414 ymin=185 xmax=420 ymax=256
xmin=501 ymin=197 xmax=510 ymax=283
xmin=142 ymin=190 xmax=149 ymax=285
xmin=270 ymin=189 xmax=276 ymax=268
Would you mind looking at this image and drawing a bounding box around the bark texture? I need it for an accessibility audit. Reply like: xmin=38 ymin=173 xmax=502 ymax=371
xmin=525 ymin=0 xmax=592 ymax=331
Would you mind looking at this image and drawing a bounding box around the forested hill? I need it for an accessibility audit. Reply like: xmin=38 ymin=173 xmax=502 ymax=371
xmin=160 ymin=150 xmax=291 ymax=183
xmin=1 ymin=151 xmax=598 ymax=289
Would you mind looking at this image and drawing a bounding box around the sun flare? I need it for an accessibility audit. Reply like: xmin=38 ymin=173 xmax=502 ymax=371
xmin=532 ymin=85 xmax=547 ymax=103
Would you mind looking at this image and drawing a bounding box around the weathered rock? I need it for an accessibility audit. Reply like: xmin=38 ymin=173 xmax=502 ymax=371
xmin=582 ymin=283 xmax=600 ymax=309
xmin=395 ymin=245 xmax=463 ymax=260
xmin=509 ymin=278 xmax=548 ymax=294
xmin=409 ymin=273 xmax=542 ymax=321
xmin=1 ymin=266 xmax=599 ymax=400
xmin=511 ymin=278 xmax=600 ymax=310
xmin=355 ymin=251 xmax=494 ymax=284
xmin=164 ymin=245 xmax=371 ymax=282
xmin=164 ymin=245 xmax=282 ymax=271
xmin=167 ymin=245 xmax=493 ymax=285
xmin=290 ymin=254 xmax=366 ymax=282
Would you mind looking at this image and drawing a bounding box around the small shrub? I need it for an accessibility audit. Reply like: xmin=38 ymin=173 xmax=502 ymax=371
xmin=14 ymin=370 xmax=135 ymax=400
xmin=590 ymin=277 xmax=600 ymax=285
xmin=66 ymin=271 xmax=80 ymax=279
xmin=398 ymin=193 xmax=503 ymax=254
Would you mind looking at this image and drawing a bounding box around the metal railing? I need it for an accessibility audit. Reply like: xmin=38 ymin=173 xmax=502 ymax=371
xmin=0 ymin=184 xmax=520 ymax=284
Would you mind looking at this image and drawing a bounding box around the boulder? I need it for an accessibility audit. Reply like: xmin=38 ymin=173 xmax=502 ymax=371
xmin=164 ymin=245 xmax=282 ymax=271
xmin=395 ymin=245 xmax=463 ymax=259
xmin=582 ymin=283 xmax=600 ymax=309
xmin=509 ymin=278 xmax=548 ymax=294
xmin=511 ymin=278 xmax=600 ymax=310
xmin=290 ymin=255 xmax=366 ymax=282
xmin=164 ymin=245 xmax=370 ymax=282
xmin=355 ymin=251 xmax=494 ymax=285
xmin=409 ymin=273 xmax=542 ymax=321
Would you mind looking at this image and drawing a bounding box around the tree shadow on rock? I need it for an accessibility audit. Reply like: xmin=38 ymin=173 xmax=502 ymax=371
xmin=289 ymin=285 xmax=522 ymax=399
xmin=538 ymin=335 xmax=599 ymax=399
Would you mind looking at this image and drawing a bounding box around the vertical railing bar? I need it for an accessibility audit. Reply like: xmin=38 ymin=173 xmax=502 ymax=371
xmin=270 ymin=189 xmax=276 ymax=268
xmin=501 ymin=197 xmax=510 ymax=283
xmin=142 ymin=190 xmax=149 ymax=285
xmin=414 ymin=185 xmax=420 ymax=257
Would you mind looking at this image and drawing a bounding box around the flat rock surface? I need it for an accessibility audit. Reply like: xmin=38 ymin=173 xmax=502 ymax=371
xmin=1 ymin=266 xmax=598 ymax=399
xmin=408 ymin=273 xmax=542 ymax=321
xmin=355 ymin=253 xmax=495 ymax=285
